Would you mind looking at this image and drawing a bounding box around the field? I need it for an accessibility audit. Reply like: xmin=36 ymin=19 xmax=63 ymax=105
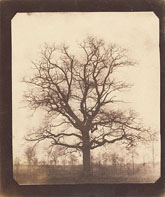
xmin=14 ymin=163 xmax=160 ymax=185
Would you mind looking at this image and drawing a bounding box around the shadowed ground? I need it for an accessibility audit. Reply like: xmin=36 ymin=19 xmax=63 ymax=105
xmin=14 ymin=163 xmax=160 ymax=185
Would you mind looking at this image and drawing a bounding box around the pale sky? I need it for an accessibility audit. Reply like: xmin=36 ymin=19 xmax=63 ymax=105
xmin=12 ymin=12 xmax=160 ymax=164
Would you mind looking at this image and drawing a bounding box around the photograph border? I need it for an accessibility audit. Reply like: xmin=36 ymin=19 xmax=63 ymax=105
xmin=0 ymin=0 xmax=164 ymax=196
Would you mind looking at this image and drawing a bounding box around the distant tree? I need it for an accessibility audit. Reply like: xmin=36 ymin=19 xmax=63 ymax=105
xmin=102 ymin=152 xmax=109 ymax=165
xmin=90 ymin=154 xmax=97 ymax=166
xmin=126 ymin=148 xmax=139 ymax=173
xmin=23 ymin=36 xmax=151 ymax=176
xmin=24 ymin=146 xmax=37 ymax=166
xmin=39 ymin=160 xmax=47 ymax=166
xmin=92 ymin=153 xmax=100 ymax=166
xmin=148 ymin=132 xmax=158 ymax=169
xmin=61 ymin=158 xmax=66 ymax=166
xmin=50 ymin=151 xmax=58 ymax=165
xmin=111 ymin=153 xmax=119 ymax=169
xmin=69 ymin=154 xmax=78 ymax=166
xmin=33 ymin=157 xmax=38 ymax=165
xmin=118 ymin=157 xmax=125 ymax=173
xmin=47 ymin=146 xmax=64 ymax=166
xmin=14 ymin=157 xmax=20 ymax=174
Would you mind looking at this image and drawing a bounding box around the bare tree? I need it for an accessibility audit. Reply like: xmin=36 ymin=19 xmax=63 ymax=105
xmin=102 ymin=152 xmax=109 ymax=165
xmin=148 ymin=132 xmax=158 ymax=169
xmin=24 ymin=146 xmax=37 ymax=166
xmin=111 ymin=153 xmax=119 ymax=170
xmin=127 ymin=148 xmax=139 ymax=173
xmin=33 ymin=157 xmax=38 ymax=165
xmin=49 ymin=151 xmax=58 ymax=166
xmin=14 ymin=157 xmax=21 ymax=174
xmin=23 ymin=36 xmax=150 ymax=176
xmin=47 ymin=146 xmax=64 ymax=166
xmin=69 ymin=154 xmax=78 ymax=166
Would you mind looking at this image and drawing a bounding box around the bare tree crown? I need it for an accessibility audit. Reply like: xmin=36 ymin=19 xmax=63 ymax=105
xmin=23 ymin=36 xmax=149 ymax=152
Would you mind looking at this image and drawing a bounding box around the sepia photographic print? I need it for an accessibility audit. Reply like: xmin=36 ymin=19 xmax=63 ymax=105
xmin=12 ymin=12 xmax=160 ymax=185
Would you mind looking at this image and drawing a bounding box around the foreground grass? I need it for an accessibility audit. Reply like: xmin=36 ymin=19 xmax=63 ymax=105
xmin=14 ymin=164 xmax=160 ymax=185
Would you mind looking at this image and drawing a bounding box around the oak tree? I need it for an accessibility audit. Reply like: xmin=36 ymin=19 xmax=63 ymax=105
xmin=23 ymin=36 xmax=148 ymax=176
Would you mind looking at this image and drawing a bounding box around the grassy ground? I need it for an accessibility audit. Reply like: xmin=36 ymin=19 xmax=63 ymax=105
xmin=14 ymin=164 xmax=160 ymax=185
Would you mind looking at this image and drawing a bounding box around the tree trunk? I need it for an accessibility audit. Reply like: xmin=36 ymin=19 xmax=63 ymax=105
xmin=82 ymin=131 xmax=91 ymax=176
xmin=82 ymin=147 xmax=91 ymax=176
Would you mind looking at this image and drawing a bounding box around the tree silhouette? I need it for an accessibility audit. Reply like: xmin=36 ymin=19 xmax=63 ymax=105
xmin=23 ymin=36 xmax=149 ymax=176
xmin=47 ymin=146 xmax=64 ymax=166
xmin=69 ymin=154 xmax=78 ymax=166
xmin=24 ymin=146 xmax=37 ymax=166
xmin=126 ymin=148 xmax=139 ymax=173
xmin=14 ymin=157 xmax=21 ymax=174
xmin=148 ymin=132 xmax=158 ymax=169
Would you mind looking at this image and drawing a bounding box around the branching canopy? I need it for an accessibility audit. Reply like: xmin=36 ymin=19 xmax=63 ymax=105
xmin=23 ymin=36 xmax=149 ymax=152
